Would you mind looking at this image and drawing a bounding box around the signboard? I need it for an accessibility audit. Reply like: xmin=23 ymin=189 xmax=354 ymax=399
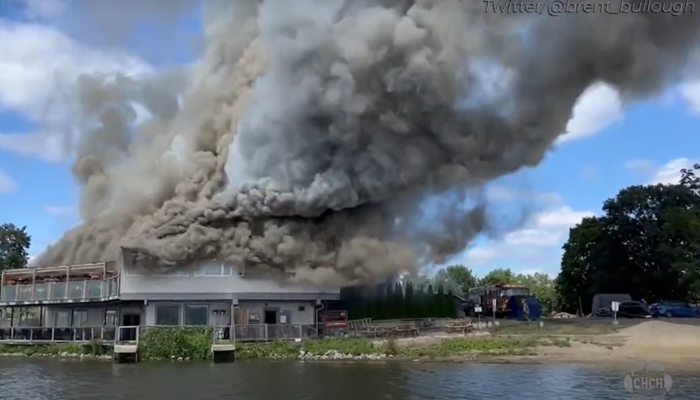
xmin=474 ymin=306 xmax=482 ymax=313
xmin=611 ymin=301 xmax=620 ymax=312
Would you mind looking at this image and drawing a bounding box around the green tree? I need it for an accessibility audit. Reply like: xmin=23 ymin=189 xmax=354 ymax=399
xmin=518 ymin=272 xmax=557 ymax=314
xmin=404 ymin=281 xmax=416 ymax=317
xmin=479 ymin=268 xmax=518 ymax=286
xmin=556 ymin=182 xmax=700 ymax=314
xmin=425 ymin=284 xmax=437 ymax=316
xmin=0 ymin=223 xmax=31 ymax=272
xmin=434 ymin=264 xmax=477 ymax=296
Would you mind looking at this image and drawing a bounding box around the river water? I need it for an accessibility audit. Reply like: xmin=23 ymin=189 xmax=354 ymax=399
xmin=0 ymin=359 xmax=697 ymax=399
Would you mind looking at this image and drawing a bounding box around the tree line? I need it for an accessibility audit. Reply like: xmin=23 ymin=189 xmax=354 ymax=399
xmin=556 ymin=164 xmax=700 ymax=314
xmin=342 ymin=282 xmax=457 ymax=320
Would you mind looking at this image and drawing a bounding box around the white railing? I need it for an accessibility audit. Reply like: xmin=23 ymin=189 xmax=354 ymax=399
xmin=233 ymin=324 xmax=318 ymax=341
xmin=0 ymin=326 xmax=116 ymax=343
xmin=0 ymin=277 xmax=119 ymax=303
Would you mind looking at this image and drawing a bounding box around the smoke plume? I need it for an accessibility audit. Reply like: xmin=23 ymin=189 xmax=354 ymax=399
xmin=35 ymin=0 xmax=700 ymax=286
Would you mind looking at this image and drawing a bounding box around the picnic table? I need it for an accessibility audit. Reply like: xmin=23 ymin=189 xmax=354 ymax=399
xmin=444 ymin=320 xmax=473 ymax=334
xmin=391 ymin=323 xmax=420 ymax=337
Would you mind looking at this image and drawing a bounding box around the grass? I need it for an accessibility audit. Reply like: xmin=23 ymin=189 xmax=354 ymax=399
xmin=0 ymin=341 xmax=110 ymax=357
xmin=236 ymin=335 xmax=567 ymax=361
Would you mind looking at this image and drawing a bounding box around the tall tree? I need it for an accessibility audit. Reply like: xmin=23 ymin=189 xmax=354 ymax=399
xmin=0 ymin=223 xmax=31 ymax=272
xmin=434 ymin=264 xmax=477 ymax=296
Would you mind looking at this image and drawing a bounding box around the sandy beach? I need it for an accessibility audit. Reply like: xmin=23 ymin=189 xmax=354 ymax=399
xmin=373 ymin=320 xmax=700 ymax=368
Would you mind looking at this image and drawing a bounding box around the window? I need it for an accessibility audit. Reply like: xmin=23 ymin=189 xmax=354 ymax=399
xmin=155 ymin=305 xmax=181 ymax=325
xmin=194 ymin=262 xmax=224 ymax=276
xmin=72 ymin=310 xmax=88 ymax=327
xmin=104 ymin=309 xmax=118 ymax=326
xmin=55 ymin=310 xmax=70 ymax=327
xmin=502 ymin=288 xmax=530 ymax=297
xmin=185 ymin=305 xmax=209 ymax=325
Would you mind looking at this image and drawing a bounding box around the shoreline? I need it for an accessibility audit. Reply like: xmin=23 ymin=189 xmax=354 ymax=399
xmin=2 ymin=320 xmax=699 ymax=369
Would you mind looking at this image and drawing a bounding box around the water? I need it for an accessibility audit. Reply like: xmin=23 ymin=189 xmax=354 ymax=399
xmin=0 ymin=359 xmax=698 ymax=400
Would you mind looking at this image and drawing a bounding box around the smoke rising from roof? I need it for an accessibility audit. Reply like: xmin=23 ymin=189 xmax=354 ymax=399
xmin=35 ymin=0 xmax=700 ymax=286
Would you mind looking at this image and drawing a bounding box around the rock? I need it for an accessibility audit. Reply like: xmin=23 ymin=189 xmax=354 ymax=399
xmin=171 ymin=355 xmax=176 ymax=360
xmin=177 ymin=357 xmax=183 ymax=361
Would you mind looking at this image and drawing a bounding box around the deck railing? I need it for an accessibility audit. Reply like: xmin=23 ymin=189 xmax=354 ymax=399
xmin=0 ymin=277 xmax=119 ymax=303
xmin=0 ymin=324 xmax=319 ymax=344
xmin=0 ymin=326 xmax=116 ymax=343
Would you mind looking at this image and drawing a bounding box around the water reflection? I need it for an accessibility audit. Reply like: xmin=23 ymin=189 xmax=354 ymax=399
xmin=0 ymin=359 xmax=698 ymax=400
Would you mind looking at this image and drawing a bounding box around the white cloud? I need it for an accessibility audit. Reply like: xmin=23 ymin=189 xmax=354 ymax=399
xmin=559 ymin=83 xmax=623 ymax=143
xmin=44 ymin=205 xmax=77 ymax=216
xmin=680 ymin=79 xmax=700 ymax=115
xmin=648 ymin=157 xmax=693 ymax=185
xmin=459 ymin=206 xmax=595 ymax=270
xmin=0 ymin=18 xmax=151 ymax=161
xmin=624 ymin=159 xmax=655 ymax=172
xmin=0 ymin=169 xmax=18 ymax=194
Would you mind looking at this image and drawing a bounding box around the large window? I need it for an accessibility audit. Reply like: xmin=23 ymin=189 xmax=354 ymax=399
xmin=104 ymin=309 xmax=118 ymax=326
xmin=185 ymin=305 xmax=209 ymax=325
xmin=155 ymin=305 xmax=181 ymax=325
xmin=54 ymin=310 xmax=70 ymax=327
xmin=194 ymin=262 xmax=232 ymax=277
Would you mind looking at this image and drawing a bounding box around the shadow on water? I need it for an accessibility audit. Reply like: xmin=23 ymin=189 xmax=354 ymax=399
xmin=0 ymin=358 xmax=699 ymax=400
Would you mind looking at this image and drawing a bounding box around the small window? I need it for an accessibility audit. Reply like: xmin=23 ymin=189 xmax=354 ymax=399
xmin=155 ymin=305 xmax=181 ymax=326
xmin=194 ymin=262 xmax=224 ymax=276
xmin=298 ymin=306 xmax=305 ymax=311
xmin=72 ymin=310 xmax=88 ymax=327
xmin=185 ymin=305 xmax=208 ymax=325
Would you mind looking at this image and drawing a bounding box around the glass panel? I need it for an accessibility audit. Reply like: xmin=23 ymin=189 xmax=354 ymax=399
xmin=17 ymin=285 xmax=33 ymax=301
xmin=105 ymin=309 xmax=118 ymax=326
xmin=34 ymin=283 xmax=48 ymax=300
xmin=194 ymin=262 xmax=223 ymax=276
xmin=72 ymin=310 xmax=88 ymax=326
xmin=155 ymin=305 xmax=181 ymax=326
xmin=1 ymin=286 xmax=16 ymax=302
xmin=50 ymin=282 xmax=66 ymax=300
xmin=184 ymin=305 xmax=208 ymax=325
xmin=69 ymin=282 xmax=84 ymax=299
xmin=55 ymin=311 xmax=70 ymax=327
xmin=86 ymin=281 xmax=101 ymax=298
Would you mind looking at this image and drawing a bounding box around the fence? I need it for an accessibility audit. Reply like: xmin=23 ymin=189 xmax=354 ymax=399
xmin=0 ymin=326 xmax=116 ymax=343
xmin=0 ymin=277 xmax=119 ymax=303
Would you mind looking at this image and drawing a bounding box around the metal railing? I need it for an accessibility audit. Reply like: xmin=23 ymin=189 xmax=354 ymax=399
xmin=0 ymin=277 xmax=119 ymax=303
xmin=0 ymin=324 xmax=319 ymax=345
xmin=233 ymin=324 xmax=317 ymax=342
xmin=0 ymin=326 xmax=116 ymax=343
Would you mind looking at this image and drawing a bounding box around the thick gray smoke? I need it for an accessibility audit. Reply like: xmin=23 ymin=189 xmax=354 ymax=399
xmin=36 ymin=0 xmax=700 ymax=286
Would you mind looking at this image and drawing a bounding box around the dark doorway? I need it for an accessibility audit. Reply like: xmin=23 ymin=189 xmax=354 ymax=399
xmin=264 ymin=309 xmax=278 ymax=339
xmin=120 ymin=313 xmax=141 ymax=342
xmin=264 ymin=309 xmax=277 ymax=324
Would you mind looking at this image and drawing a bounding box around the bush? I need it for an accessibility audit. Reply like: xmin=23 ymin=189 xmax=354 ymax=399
xmin=138 ymin=326 xmax=213 ymax=361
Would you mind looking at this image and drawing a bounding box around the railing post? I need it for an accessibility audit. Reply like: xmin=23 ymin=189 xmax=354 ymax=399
xmin=51 ymin=327 xmax=55 ymax=341
xmin=264 ymin=324 xmax=268 ymax=340
xmin=82 ymin=281 xmax=87 ymax=299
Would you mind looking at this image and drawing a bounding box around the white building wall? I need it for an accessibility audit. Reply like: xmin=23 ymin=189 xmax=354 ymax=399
xmin=119 ymin=260 xmax=339 ymax=298
xmin=238 ymin=300 xmax=316 ymax=325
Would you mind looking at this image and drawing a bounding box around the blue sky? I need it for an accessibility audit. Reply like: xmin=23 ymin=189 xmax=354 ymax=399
xmin=0 ymin=0 xmax=698 ymax=278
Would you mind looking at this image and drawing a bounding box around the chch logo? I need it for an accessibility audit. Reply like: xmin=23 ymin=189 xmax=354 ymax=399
xmin=623 ymin=361 xmax=673 ymax=399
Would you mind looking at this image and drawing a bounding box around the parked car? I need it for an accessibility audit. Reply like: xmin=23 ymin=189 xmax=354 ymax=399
xmin=595 ymin=301 xmax=652 ymax=318
xmin=649 ymin=302 xmax=700 ymax=318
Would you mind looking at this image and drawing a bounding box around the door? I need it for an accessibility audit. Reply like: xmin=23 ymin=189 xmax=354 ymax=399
xmin=120 ymin=313 xmax=141 ymax=341
xmin=264 ymin=309 xmax=278 ymax=339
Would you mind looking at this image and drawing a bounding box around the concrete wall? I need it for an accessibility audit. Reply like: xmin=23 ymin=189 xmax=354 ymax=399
xmin=119 ymin=260 xmax=340 ymax=301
